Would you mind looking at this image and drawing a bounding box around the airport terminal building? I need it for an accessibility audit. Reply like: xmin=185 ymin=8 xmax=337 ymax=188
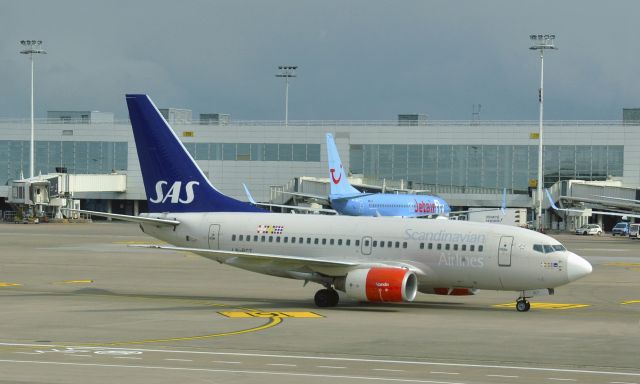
xmin=1 ymin=111 xmax=639 ymax=229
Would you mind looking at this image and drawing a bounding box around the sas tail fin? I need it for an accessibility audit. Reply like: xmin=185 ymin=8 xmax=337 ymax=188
xmin=125 ymin=94 xmax=265 ymax=214
xmin=326 ymin=133 xmax=361 ymax=197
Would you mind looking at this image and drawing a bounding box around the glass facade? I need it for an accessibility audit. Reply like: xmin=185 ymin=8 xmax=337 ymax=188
xmin=186 ymin=142 xmax=321 ymax=162
xmin=0 ymin=140 xmax=127 ymax=186
xmin=350 ymin=144 xmax=624 ymax=192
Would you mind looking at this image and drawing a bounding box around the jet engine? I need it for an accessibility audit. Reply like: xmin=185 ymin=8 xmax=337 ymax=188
xmin=335 ymin=267 xmax=418 ymax=302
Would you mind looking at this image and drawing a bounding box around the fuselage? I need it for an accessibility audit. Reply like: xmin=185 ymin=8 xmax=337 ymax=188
xmin=140 ymin=212 xmax=588 ymax=293
xmin=330 ymin=194 xmax=451 ymax=217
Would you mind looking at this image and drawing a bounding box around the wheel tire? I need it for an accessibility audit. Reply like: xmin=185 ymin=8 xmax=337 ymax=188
xmin=583 ymin=231 xmax=588 ymax=235
xmin=516 ymin=300 xmax=529 ymax=312
xmin=525 ymin=302 xmax=531 ymax=311
xmin=314 ymin=289 xmax=339 ymax=307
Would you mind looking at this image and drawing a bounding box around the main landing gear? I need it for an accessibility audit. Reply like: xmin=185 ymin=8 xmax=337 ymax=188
xmin=314 ymin=288 xmax=339 ymax=307
xmin=516 ymin=298 xmax=531 ymax=312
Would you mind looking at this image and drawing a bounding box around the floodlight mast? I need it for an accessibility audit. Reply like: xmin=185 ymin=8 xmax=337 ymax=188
xmin=275 ymin=66 xmax=297 ymax=127
xmin=529 ymin=34 xmax=557 ymax=232
xmin=20 ymin=40 xmax=47 ymax=179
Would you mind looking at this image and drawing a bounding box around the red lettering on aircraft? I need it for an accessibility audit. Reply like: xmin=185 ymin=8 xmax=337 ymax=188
xmin=414 ymin=199 xmax=436 ymax=213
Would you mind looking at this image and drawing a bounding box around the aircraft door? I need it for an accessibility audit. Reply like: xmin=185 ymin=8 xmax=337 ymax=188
xmin=498 ymin=236 xmax=513 ymax=266
xmin=208 ymin=224 xmax=221 ymax=249
xmin=361 ymin=236 xmax=372 ymax=255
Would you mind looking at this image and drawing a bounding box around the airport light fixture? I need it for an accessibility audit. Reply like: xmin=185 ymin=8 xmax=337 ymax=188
xmin=529 ymin=34 xmax=557 ymax=232
xmin=20 ymin=40 xmax=47 ymax=179
xmin=275 ymin=65 xmax=297 ymax=127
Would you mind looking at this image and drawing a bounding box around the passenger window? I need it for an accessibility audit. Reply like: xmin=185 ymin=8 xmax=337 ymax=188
xmin=291 ymin=237 xmax=296 ymax=244
xmin=373 ymin=241 xmax=378 ymax=247
xmin=403 ymin=242 xmax=407 ymax=248
xmin=478 ymin=245 xmax=483 ymax=252
xmin=445 ymin=244 xmax=450 ymax=250
xmin=232 ymin=234 xmax=236 ymax=241
xmin=238 ymin=235 xmax=243 ymax=241
xmin=299 ymin=237 xmax=303 ymax=244
xmin=283 ymin=237 xmax=288 ymax=243
xmin=395 ymin=241 xmax=399 ymax=248
xmin=380 ymin=241 xmax=385 ymax=248
xmin=387 ymin=241 xmax=392 ymax=248
xmin=254 ymin=235 xmax=258 ymax=242
xmin=437 ymin=244 xmax=442 ymax=250
xmin=330 ymin=239 xmax=334 ymax=245
xmin=276 ymin=237 xmax=281 ymax=243
xmin=314 ymin=238 xmax=319 ymax=245
xmin=364 ymin=240 xmax=369 ymax=246
xmin=261 ymin=236 xmax=266 ymax=242
xmin=420 ymin=243 xmax=424 ymax=249
xmin=269 ymin=236 xmax=274 ymax=243
xmin=246 ymin=235 xmax=251 ymax=242
xmin=355 ymin=239 xmax=360 ymax=246
xmin=462 ymin=244 xmax=466 ymax=251
xmin=322 ymin=238 xmax=327 ymax=245
xmin=453 ymin=244 xmax=458 ymax=251
xmin=470 ymin=245 xmax=475 ymax=251
xmin=338 ymin=239 xmax=342 ymax=246
xmin=428 ymin=243 xmax=433 ymax=250
xmin=347 ymin=239 xmax=351 ymax=246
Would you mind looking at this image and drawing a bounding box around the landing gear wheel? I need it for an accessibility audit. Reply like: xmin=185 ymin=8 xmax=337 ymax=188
xmin=314 ymin=288 xmax=339 ymax=307
xmin=516 ymin=299 xmax=530 ymax=312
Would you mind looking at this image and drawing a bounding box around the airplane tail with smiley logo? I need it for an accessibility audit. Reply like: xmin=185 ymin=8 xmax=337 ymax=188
xmin=326 ymin=133 xmax=362 ymax=199
xmin=126 ymin=94 xmax=265 ymax=214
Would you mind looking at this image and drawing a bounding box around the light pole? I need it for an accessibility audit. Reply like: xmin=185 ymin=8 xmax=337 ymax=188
xmin=275 ymin=66 xmax=297 ymax=127
xmin=20 ymin=40 xmax=47 ymax=179
xmin=529 ymin=34 xmax=557 ymax=232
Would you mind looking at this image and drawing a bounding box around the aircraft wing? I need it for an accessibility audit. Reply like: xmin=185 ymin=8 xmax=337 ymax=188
xmin=63 ymin=209 xmax=180 ymax=226
xmin=130 ymin=244 xmax=423 ymax=278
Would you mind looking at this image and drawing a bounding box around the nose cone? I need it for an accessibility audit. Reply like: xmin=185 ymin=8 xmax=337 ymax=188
xmin=567 ymin=253 xmax=592 ymax=281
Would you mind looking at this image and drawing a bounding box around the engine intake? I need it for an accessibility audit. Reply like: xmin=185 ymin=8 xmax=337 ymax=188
xmin=336 ymin=267 xmax=418 ymax=302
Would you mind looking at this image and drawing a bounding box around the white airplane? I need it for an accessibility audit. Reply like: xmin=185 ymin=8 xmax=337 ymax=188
xmin=76 ymin=94 xmax=592 ymax=312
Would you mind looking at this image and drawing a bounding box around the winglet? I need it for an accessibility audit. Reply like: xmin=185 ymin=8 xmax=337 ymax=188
xmin=545 ymin=188 xmax=560 ymax=210
xmin=242 ymin=183 xmax=257 ymax=205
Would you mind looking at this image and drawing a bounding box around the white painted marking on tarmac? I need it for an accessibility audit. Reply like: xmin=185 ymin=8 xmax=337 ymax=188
xmin=547 ymin=378 xmax=577 ymax=382
xmin=13 ymin=352 xmax=41 ymax=355
xmin=267 ymin=363 xmax=297 ymax=367
xmin=212 ymin=360 xmax=241 ymax=364
xmin=0 ymin=359 xmax=467 ymax=384
xmin=114 ymin=357 xmax=142 ymax=360
xmin=573 ymin=248 xmax=627 ymax=252
xmin=165 ymin=358 xmax=192 ymax=362
xmin=487 ymin=374 xmax=519 ymax=378
xmin=374 ymin=369 xmax=406 ymax=372
xmin=69 ymin=354 xmax=92 ymax=357
xmin=431 ymin=372 xmax=460 ymax=375
xmin=610 ymin=381 xmax=638 ymax=384
xmin=318 ymin=365 xmax=347 ymax=369
xmin=1 ymin=342 xmax=638 ymax=378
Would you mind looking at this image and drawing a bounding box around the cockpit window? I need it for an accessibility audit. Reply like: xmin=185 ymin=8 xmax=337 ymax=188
xmin=552 ymin=244 xmax=566 ymax=252
xmin=533 ymin=244 xmax=544 ymax=253
xmin=543 ymin=245 xmax=554 ymax=253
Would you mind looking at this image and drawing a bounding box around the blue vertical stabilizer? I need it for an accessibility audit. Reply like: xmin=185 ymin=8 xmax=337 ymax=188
xmin=126 ymin=94 xmax=265 ymax=213
xmin=326 ymin=133 xmax=361 ymax=198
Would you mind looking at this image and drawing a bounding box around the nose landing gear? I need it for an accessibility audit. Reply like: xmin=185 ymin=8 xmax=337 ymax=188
xmin=516 ymin=298 xmax=531 ymax=312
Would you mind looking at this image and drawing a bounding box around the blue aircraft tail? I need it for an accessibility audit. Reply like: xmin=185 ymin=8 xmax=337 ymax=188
xmin=326 ymin=133 xmax=361 ymax=198
xmin=126 ymin=94 xmax=265 ymax=213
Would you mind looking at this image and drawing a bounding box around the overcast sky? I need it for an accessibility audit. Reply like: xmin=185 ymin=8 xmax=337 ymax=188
xmin=2 ymin=0 xmax=639 ymax=121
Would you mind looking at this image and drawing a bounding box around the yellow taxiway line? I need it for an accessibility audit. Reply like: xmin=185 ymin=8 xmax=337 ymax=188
xmin=493 ymin=302 xmax=590 ymax=310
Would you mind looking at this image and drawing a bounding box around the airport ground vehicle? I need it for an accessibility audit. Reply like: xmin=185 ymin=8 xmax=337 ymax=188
xmin=612 ymin=222 xmax=629 ymax=236
xmin=629 ymin=223 xmax=640 ymax=239
xmin=575 ymin=224 xmax=603 ymax=236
